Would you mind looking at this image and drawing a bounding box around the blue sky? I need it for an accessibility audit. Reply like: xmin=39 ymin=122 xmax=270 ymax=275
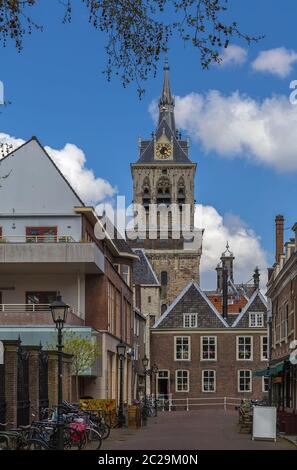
xmin=1 ymin=0 xmax=297 ymax=287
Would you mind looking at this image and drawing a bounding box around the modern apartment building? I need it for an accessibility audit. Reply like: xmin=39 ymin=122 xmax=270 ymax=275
xmin=0 ymin=136 xmax=138 ymax=404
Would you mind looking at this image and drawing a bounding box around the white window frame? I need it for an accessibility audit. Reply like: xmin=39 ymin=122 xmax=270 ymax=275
xmin=249 ymin=312 xmax=264 ymax=328
xmin=174 ymin=336 xmax=191 ymax=361
xmin=236 ymin=336 xmax=253 ymax=361
xmin=183 ymin=313 xmax=198 ymax=328
xmin=238 ymin=370 xmax=252 ymax=393
xmin=261 ymin=335 xmax=268 ymax=361
xmin=262 ymin=376 xmax=269 ymax=393
xmin=175 ymin=370 xmax=189 ymax=392
xmin=202 ymin=370 xmax=216 ymax=393
xmin=200 ymin=336 xmax=217 ymax=361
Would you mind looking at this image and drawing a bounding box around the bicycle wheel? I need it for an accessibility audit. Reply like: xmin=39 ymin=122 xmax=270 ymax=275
xmin=26 ymin=438 xmax=50 ymax=450
xmin=98 ymin=422 xmax=110 ymax=440
xmin=87 ymin=428 xmax=102 ymax=450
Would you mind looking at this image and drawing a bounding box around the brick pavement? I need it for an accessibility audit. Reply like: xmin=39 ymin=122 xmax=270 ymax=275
xmin=101 ymin=410 xmax=296 ymax=450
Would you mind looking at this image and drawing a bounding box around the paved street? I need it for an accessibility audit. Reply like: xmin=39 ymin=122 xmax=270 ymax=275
xmin=102 ymin=410 xmax=296 ymax=451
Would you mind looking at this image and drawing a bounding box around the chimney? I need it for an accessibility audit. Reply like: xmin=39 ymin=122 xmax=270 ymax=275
xmin=253 ymin=267 xmax=260 ymax=291
xmin=222 ymin=262 xmax=228 ymax=321
xmin=275 ymin=215 xmax=284 ymax=262
xmin=216 ymin=264 xmax=223 ymax=291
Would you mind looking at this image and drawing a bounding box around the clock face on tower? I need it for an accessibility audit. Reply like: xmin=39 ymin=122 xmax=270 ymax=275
xmin=155 ymin=142 xmax=172 ymax=159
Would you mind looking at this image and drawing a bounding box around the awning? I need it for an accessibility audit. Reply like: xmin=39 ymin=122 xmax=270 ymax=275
xmin=253 ymin=361 xmax=285 ymax=377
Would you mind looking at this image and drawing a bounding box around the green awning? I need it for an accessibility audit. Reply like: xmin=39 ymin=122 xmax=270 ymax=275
xmin=253 ymin=368 xmax=270 ymax=377
xmin=253 ymin=362 xmax=285 ymax=377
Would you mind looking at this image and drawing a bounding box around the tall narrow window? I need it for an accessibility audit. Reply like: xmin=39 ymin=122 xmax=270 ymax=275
xmin=201 ymin=337 xmax=217 ymax=360
xmin=142 ymin=177 xmax=151 ymax=212
xmin=175 ymin=370 xmax=189 ymax=392
xmin=238 ymin=370 xmax=252 ymax=392
xmin=261 ymin=336 xmax=268 ymax=361
xmin=177 ymin=177 xmax=185 ymax=209
xmin=202 ymin=370 xmax=216 ymax=392
xmin=120 ymin=265 xmax=130 ymax=286
xmin=175 ymin=337 xmax=190 ymax=361
xmin=237 ymin=336 xmax=253 ymax=360
xmin=161 ymin=271 xmax=168 ymax=286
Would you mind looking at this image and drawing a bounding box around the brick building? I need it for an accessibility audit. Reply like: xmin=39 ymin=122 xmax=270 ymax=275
xmin=151 ymin=253 xmax=268 ymax=404
xmin=0 ymin=137 xmax=138 ymax=407
xmin=266 ymin=215 xmax=297 ymax=414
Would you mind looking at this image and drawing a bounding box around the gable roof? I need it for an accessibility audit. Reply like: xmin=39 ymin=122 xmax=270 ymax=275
xmin=132 ymin=249 xmax=160 ymax=286
xmin=153 ymin=281 xmax=229 ymax=329
xmin=1 ymin=136 xmax=85 ymax=207
xmin=231 ymin=289 xmax=267 ymax=328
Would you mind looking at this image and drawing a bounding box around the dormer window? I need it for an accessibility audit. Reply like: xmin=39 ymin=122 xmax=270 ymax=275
xmin=249 ymin=312 xmax=264 ymax=328
xmin=183 ymin=313 xmax=198 ymax=328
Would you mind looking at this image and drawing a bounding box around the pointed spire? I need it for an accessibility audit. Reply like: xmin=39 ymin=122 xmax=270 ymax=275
xmin=158 ymin=59 xmax=176 ymax=131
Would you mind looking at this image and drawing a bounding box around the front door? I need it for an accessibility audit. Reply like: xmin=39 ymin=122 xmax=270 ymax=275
xmin=157 ymin=370 xmax=169 ymax=399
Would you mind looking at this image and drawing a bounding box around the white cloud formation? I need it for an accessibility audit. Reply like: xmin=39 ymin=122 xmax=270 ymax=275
xmin=174 ymin=90 xmax=297 ymax=172
xmin=0 ymin=133 xmax=116 ymax=205
xmin=219 ymin=45 xmax=247 ymax=67
xmin=251 ymin=47 xmax=297 ymax=78
xmin=195 ymin=204 xmax=268 ymax=290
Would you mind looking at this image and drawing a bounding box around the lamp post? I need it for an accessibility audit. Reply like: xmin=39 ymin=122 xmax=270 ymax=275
xmin=117 ymin=341 xmax=127 ymax=428
xmin=142 ymin=355 xmax=149 ymax=426
xmin=152 ymin=364 xmax=159 ymax=417
xmin=50 ymin=293 xmax=69 ymax=450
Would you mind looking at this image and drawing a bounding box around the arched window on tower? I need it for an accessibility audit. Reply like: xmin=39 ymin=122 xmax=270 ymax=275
xmin=156 ymin=177 xmax=171 ymax=206
xmin=142 ymin=177 xmax=151 ymax=212
xmin=161 ymin=304 xmax=167 ymax=314
xmin=177 ymin=177 xmax=185 ymax=210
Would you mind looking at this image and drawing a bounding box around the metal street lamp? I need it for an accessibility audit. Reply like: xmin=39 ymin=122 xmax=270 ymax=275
xmin=142 ymin=355 xmax=149 ymax=426
xmin=50 ymin=293 xmax=69 ymax=450
xmin=117 ymin=341 xmax=127 ymax=428
xmin=152 ymin=364 xmax=159 ymax=417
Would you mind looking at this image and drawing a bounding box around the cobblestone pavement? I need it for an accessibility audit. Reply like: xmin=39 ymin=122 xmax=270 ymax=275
xmin=101 ymin=410 xmax=296 ymax=451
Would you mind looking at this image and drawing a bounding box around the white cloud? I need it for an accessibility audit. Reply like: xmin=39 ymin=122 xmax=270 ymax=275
xmin=0 ymin=133 xmax=116 ymax=205
xmin=174 ymin=90 xmax=297 ymax=172
xmin=195 ymin=204 xmax=268 ymax=290
xmin=219 ymin=45 xmax=247 ymax=67
xmin=252 ymin=47 xmax=297 ymax=78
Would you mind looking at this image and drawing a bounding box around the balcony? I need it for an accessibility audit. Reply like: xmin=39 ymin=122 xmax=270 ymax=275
xmin=0 ymin=303 xmax=84 ymax=326
xmin=0 ymin=236 xmax=105 ymax=274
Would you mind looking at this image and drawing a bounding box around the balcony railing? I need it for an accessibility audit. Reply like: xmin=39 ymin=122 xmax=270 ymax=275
xmin=0 ymin=235 xmax=76 ymax=243
xmin=0 ymin=303 xmax=51 ymax=313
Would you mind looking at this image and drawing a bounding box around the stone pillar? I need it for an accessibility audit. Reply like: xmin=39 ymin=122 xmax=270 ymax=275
xmin=62 ymin=353 xmax=73 ymax=403
xmin=24 ymin=346 xmax=40 ymax=423
xmin=47 ymin=350 xmax=58 ymax=406
xmin=3 ymin=340 xmax=19 ymax=426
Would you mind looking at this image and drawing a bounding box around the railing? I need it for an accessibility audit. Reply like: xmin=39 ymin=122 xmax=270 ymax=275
xmin=0 ymin=235 xmax=76 ymax=243
xmin=153 ymin=394 xmax=242 ymax=412
xmin=0 ymin=303 xmax=51 ymax=313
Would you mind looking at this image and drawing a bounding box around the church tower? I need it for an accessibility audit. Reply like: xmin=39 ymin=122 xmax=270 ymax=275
xmin=130 ymin=62 xmax=202 ymax=310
